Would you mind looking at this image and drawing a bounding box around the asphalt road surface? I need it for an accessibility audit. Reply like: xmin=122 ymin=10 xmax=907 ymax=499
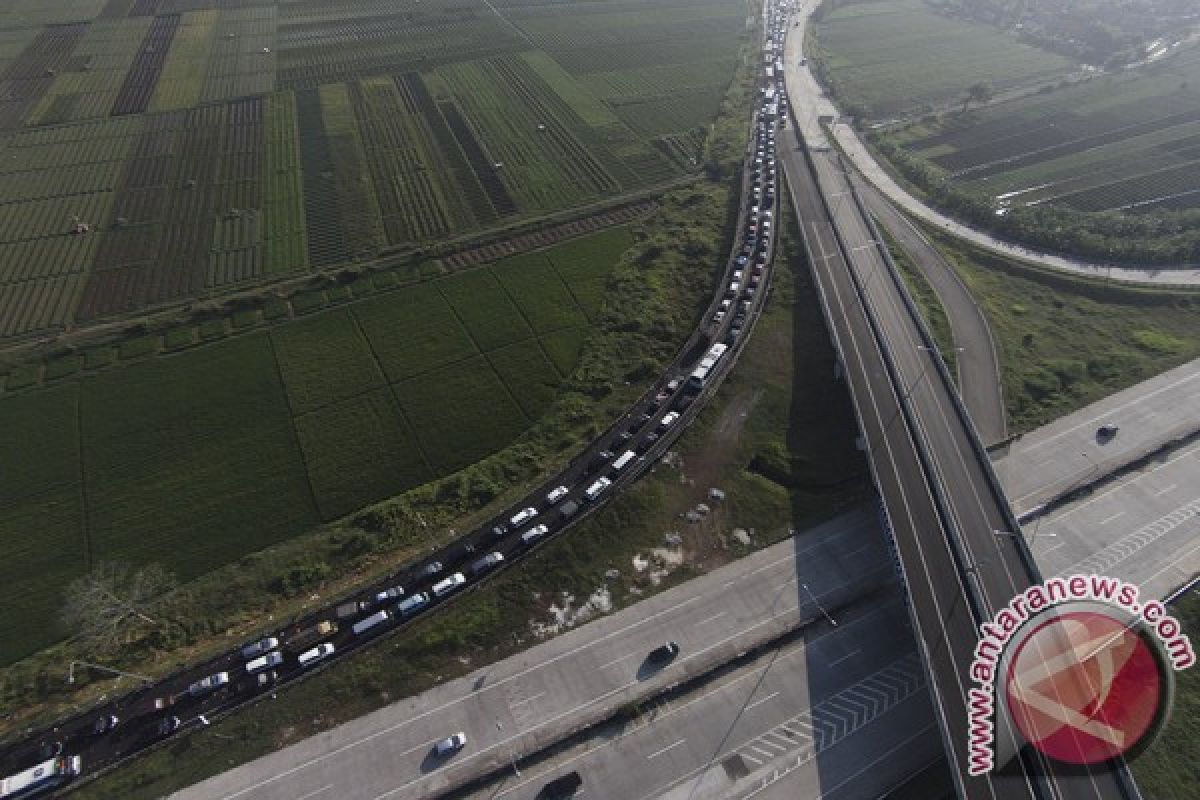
xmin=456 ymin=594 xmax=939 ymax=800
xmin=994 ymin=357 xmax=1200 ymax=517
xmin=169 ymin=507 xmax=895 ymax=800
xmin=785 ymin=0 xmax=1200 ymax=287
xmin=779 ymin=55 xmax=1137 ymax=798
xmin=855 ymin=176 xmax=1007 ymax=446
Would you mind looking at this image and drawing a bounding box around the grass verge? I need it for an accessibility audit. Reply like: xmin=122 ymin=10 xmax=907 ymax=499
xmin=930 ymin=234 xmax=1200 ymax=432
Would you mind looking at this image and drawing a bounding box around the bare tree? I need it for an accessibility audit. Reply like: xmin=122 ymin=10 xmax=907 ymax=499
xmin=61 ymin=562 xmax=175 ymax=655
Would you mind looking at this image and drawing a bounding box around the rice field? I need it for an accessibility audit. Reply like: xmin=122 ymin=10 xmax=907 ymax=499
xmin=0 ymin=226 xmax=632 ymax=663
xmin=0 ymin=0 xmax=745 ymax=340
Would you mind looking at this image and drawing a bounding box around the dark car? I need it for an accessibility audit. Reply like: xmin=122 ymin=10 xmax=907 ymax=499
xmin=538 ymin=771 xmax=582 ymax=799
xmin=157 ymin=716 xmax=181 ymax=736
xmin=648 ymin=641 xmax=681 ymax=665
xmin=492 ymin=522 xmax=509 ymax=537
xmin=92 ymin=714 xmax=119 ymax=735
xmin=1097 ymin=423 xmax=1119 ymax=439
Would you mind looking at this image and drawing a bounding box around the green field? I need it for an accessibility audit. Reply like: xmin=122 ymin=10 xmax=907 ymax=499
xmin=0 ymin=227 xmax=632 ymax=664
xmin=886 ymin=42 xmax=1200 ymax=216
xmin=0 ymin=0 xmax=745 ymax=339
xmin=812 ymin=0 xmax=1075 ymax=119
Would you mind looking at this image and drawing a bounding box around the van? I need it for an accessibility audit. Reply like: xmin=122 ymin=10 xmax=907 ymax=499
xmin=245 ymin=651 xmax=284 ymax=674
xmin=611 ymin=450 xmax=636 ymax=472
xmin=521 ymin=524 xmax=550 ymax=545
xmin=585 ymin=476 xmax=612 ymax=502
xmin=298 ymin=642 xmax=335 ymax=668
xmin=431 ymin=572 xmax=466 ymax=597
xmin=352 ymin=610 xmax=391 ymax=636
xmin=397 ymin=592 xmax=430 ymax=617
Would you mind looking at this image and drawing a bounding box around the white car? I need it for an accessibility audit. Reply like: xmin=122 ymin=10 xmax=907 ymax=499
xmin=375 ymin=586 xmax=404 ymax=604
xmin=510 ymin=506 xmax=538 ymax=527
xmin=546 ymin=485 xmax=569 ymax=504
xmin=298 ymin=642 xmax=335 ymax=668
xmin=431 ymin=572 xmax=467 ymax=597
xmin=434 ymin=732 xmax=467 ymax=756
xmin=521 ymin=524 xmax=550 ymax=545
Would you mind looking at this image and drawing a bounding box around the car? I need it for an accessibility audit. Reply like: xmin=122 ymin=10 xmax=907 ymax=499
xmin=431 ymin=572 xmax=467 ymax=597
xmin=510 ymin=506 xmax=538 ymax=527
xmin=539 ymin=770 xmax=583 ymax=798
xmin=375 ymin=585 xmax=404 ymax=604
xmin=658 ymin=411 xmax=680 ymax=430
xmin=521 ymin=523 xmax=550 ymax=544
xmin=1097 ymin=423 xmax=1119 ymax=439
xmin=255 ymin=670 xmax=278 ymax=689
xmin=546 ymin=485 xmax=569 ymax=505
xmin=92 ymin=714 xmax=119 ymax=735
xmin=648 ymin=641 xmax=681 ymax=665
xmin=420 ymin=561 xmax=444 ymax=578
xmin=397 ymin=591 xmax=431 ymax=616
xmin=157 ymin=716 xmax=181 ymax=737
xmin=735 ymin=256 xmax=747 ymax=267
xmin=188 ymin=672 xmax=230 ymax=696
xmin=241 ymin=636 xmax=280 ymax=660
xmin=434 ymin=732 xmax=467 ymax=757
xmin=637 ymin=432 xmax=660 ymax=453
xmin=492 ymin=522 xmax=509 ymax=538
xmin=470 ymin=552 xmax=505 ymax=575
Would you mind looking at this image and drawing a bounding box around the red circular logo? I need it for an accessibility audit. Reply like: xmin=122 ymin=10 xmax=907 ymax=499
xmin=1004 ymin=610 xmax=1164 ymax=766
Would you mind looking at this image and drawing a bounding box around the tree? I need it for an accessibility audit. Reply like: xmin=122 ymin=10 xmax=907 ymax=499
xmin=61 ymin=562 xmax=175 ymax=655
xmin=962 ymin=81 xmax=993 ymax=113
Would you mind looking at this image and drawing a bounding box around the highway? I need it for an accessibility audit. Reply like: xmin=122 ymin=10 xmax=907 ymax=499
xmin=0 ymin=16 xmax=787 ymax=791
xmin=779 ymin=15 xmax=1140 ymax=797
xmin=169 ymin=508 xmax=898 ymax=800
xmin=854 ymin=175 xmax=1007 ymax=446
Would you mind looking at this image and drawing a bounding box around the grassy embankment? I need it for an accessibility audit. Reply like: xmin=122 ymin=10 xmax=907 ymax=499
xmin=70 ymin=181 xmax=870 ymax=800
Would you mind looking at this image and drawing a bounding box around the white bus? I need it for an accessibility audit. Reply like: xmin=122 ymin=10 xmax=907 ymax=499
xmin=1 ymin=756 xmax=81 ymax=799
xmin=687 ymin=343 xmax=729 ymax=390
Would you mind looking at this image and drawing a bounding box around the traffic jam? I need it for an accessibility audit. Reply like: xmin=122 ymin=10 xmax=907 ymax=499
xmin=0 ymin=5 xmax=791 ymax=794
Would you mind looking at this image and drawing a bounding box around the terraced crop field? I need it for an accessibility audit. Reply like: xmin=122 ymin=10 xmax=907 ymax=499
xmin=0 ymin=225 xmax=633 ymax=663
xmin=890 ymin=43 xmax=1200 ymax=214
xmin=0 ymin=0 xmax=745 ymax=340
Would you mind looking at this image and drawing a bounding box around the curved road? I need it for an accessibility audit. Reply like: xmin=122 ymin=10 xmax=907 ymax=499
xmin=855 ymin=177 xmax=1008 ymax=445
xmin=786 ymin=0 xmax=1200 ymax=288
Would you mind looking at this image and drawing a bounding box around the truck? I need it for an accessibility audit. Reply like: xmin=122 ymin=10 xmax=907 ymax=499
xmin=335 ymin=601 xmax=368 ymax=621
xmin=287 ymin=620 xmax=337 ymax=651
xmin=0 ymin=756 xmax=81 ymax=799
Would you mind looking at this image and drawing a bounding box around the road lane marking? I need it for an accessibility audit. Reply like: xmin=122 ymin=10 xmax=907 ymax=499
xmin=1099 ymin=511 xmax=1125 ymax=525
xmin=1154 ymin=484 xmax=1178 ymax=497
xmin=746 ymin=690 xmax=780 ymax=711
xmin=695 ymin=611 xmax=728 ymax=626
xmin=647 ymin=738 xmax=686 ymax=760
xmin=296 ymin=787 xmax=332 ymax=800
xmin=598 ymin=653 xmax=636 ymax=670
xmin=510 ymin=691 xmax=544 ymax=709
xmin=829 ymin=648 xmax=859 ymax=667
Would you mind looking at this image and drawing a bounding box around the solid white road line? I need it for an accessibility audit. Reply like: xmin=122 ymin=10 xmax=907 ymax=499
xmin=647 ymin=739 xmax=687 ymax=760
xmin=1099 ymin=511 xmax=1126 ymax=525
xmin=746 ymin=691 xmax=780 ymax=711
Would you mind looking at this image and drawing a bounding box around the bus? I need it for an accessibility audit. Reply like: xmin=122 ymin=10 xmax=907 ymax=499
xmin=1 ymin=756 xmax=81 ymax=799
xmin=687 ymin=343 xmax=729 ymax=390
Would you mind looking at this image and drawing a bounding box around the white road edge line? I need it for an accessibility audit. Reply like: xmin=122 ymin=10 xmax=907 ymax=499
xmin=647 ymin=739 xmax=687 ymax=760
